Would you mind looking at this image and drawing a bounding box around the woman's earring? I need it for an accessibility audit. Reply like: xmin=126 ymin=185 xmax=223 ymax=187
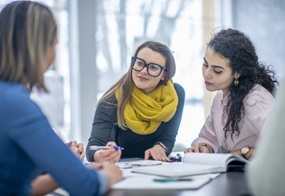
xmin=234 ymin=78 xmax=239 ymax=86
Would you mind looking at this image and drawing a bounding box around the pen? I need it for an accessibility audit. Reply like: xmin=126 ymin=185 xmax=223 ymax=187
xmin=89 ymin=145 xmax=124 ymax=151
xmin=153 ymin=178 xmax=192 ymax=183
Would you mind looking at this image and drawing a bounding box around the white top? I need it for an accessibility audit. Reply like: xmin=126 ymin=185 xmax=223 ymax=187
xmin=246 ymin=77 xmax=285 ymax=196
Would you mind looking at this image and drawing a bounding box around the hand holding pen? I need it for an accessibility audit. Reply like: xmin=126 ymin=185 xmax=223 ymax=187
xmin=92 ymin=141 xmax=122 ymax=163
xmin=89 ymin=146 xmax=124 ymax=151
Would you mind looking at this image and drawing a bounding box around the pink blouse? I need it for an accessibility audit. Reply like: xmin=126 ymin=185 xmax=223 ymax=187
xmin=192 ymin=84 xmax=274 ymax=153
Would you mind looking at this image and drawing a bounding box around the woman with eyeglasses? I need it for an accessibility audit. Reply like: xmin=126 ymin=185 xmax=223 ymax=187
xmin=86 ymin=41 xmax=185 ymax=163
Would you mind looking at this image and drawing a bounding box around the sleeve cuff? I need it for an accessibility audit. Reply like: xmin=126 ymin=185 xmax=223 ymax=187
xmin=96 ymin=171 xmax=109 ymax=194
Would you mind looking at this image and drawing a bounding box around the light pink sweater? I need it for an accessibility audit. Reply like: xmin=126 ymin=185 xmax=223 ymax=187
xmin=192 ymin=84 xmax=274 ymax=153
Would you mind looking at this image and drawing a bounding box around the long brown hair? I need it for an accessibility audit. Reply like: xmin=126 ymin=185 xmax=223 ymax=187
xmin=98 ymin=41 xmax=176 ymax=129
xmin=207 ymin=28 xmax=278 ymax=139
xmin=0 ymin=1 xmax=57 ymax=92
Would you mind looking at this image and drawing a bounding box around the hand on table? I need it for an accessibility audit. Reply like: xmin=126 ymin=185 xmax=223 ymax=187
xmin=86 ymin=161 xmax=122 ymax=189
xmin=184 ymin=143 xmax=213 ymax=154
xmin=144 ymin=145 xmax=170 ymax=162
xmin=99 ymin=162 xmax=123 ymax=187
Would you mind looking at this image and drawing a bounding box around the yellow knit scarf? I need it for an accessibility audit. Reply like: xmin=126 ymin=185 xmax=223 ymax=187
xmin=122 ymin=80 xmax=178 ymax=135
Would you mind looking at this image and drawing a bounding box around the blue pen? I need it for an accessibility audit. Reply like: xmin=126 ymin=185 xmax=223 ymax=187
xmin=89 ymin=145 xmax=124 ymax=151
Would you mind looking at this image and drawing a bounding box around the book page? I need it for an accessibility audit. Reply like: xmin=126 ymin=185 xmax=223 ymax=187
xmin=183 ymin=153 xmax=246 ymax=167
xmin=131 ymin=163 xmax=225 ymax=178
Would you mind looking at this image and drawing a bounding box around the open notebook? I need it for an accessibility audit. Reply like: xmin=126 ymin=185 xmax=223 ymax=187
xmin=131 ymin=153 xmax=249 ymax=178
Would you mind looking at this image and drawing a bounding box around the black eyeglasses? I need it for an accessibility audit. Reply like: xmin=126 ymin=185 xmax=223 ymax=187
xmin=131 ymin=56 xmax=167 ymax=77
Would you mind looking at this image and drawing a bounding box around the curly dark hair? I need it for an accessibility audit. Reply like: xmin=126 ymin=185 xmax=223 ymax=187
xmin=207 ymin=28 xmax=278 ymax=139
